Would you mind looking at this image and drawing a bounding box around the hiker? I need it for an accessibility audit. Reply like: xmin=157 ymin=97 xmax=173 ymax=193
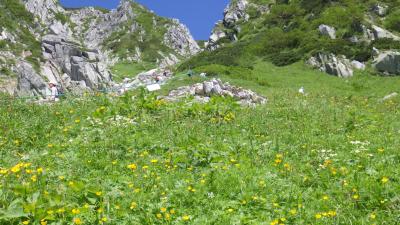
xmin=187 ymin=68 xmax=194 ymax=78
xmin=48 ymin=82 xmax=60 ymax=102
xmin=155 ymin=75 xmax=162 ymax=83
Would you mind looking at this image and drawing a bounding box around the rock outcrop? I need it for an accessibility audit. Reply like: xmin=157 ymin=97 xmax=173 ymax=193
xmin=319 ymin=25 xmax=336 ymax=39
xmin=16 ymin=61 xmax=48 ymax=97
xmin=163 ymin=20 xmax=200 ymax=57
xmin=22 ymin=0 xmax=73 ymax=37
xmin=68 ymin=1 xmax=199 ymax=60
xmin=206 ymin=0 xmax=251 ymax=50
xmin=307 ymin=53 xmax=355 ymax=78
xmin=163 ymin=78 xmax=267 ymax=106
xmin=373 ymin=51 xmax=400 ymax=75
xmin=372 ymin=3 xmax=388 ymax=17
xmin=205 ymin=0 xmax=271 ymax=50
xmin=371 ymin=25 xmax=400 ymax=41
xmin=1 ymin=0 xmax=200 ymax=97
xmin=41 ymin=35 xmax=112 ymax=89
xmin=69 ymin=1 xmax=135 ymax=49
xmin=22 ymin=0 xmax=64 ymax=25
xmin=223 ymin=0 xmax=249 ymax=28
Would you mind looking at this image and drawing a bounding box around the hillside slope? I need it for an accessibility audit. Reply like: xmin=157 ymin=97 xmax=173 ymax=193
xmin=0 ymin=61 xmax=399 ymax=224
xmin=0 ymin=0 xmax=199 ymax=97
xmin=181 ymin=0 xmax=400 ymax=78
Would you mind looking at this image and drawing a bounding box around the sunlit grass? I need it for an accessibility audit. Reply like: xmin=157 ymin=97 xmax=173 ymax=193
xmin=0 ymin=61 xmax=399 ymax=224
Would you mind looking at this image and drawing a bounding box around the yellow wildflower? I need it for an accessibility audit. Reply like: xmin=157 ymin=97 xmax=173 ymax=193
xmin=130 ymin=202 xmax=137 ymax=209
xmin=57 ymin=208 xmax=65 ymax=213
xmin=182 ymin=215 xmax=190 ymax=221
xmin=31 ymin=175 xmax=37 ymax=182
xmin=96 ymin=191 xmax=102 ymax=196
xmin=151 ymin=159 xmax=158 ymax=163
xmin=11 ymin=163 xmax=22 ymax=173
xmin=381 ymin=176 xmax=389 ymax=184
xmin=127 ymin=164 xmax=137 ymax=170
xmin=72 ymin=208 xmax=80 ymax=214
xmin=73 ymin=218 xmax=83 ymax=225
xmin=328 ymin=211 xmax=337 ymax=217
xmin=270 ymin=219 xmax=279 ymax=225
xmin=315 ymin=214 xmax=322 ymax=219
xmin=22 ymin=221 xmax=30 ymax=225
xmin=160 ymin=207 xmax=167 ymax=213
xmin=36 ymin=168 xmax=43 ymax=174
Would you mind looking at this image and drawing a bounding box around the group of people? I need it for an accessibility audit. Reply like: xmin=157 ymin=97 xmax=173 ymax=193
xmin=154 ymin=71 xmax=169 ymax=83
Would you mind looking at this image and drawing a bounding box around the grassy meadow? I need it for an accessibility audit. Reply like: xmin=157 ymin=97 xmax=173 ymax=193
xmin=0 ymin=61 xmax=399 ymax=224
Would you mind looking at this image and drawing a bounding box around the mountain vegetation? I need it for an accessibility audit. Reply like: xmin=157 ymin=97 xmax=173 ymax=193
xmin=0 ymin=0 xmax=400 ymax=224
xmin=179 ymin=0 xmax=400 ymax=75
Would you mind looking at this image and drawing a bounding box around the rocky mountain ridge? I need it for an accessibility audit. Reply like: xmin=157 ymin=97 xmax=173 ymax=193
xmin=198 ymin=0 xmax=400 ymax=78
xmin=0 ymin=0 xmax=200 ymax=97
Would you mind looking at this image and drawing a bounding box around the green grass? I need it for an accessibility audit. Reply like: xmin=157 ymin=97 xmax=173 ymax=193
xmin=111 ymin=62 xmax=156 ymax=82
xmin=2 ymin=61 xmax=399 ymax=224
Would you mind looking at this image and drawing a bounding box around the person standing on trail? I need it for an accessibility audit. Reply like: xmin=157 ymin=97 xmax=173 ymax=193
xmin=48 ymin=82 xmax=59 ymax=102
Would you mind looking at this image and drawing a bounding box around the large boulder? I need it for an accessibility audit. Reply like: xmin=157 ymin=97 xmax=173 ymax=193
xmin=16 ymin=61 xmax=48 ymax=97
xmin=372 ymin=3 xmax=388 ymax=17
xmin=351 ymin=60 xmax=366 ymax=70
xmin=371 ymin=25 xmax=400 ymax=41
xmin=373 ymin=51 xmax=400 ymax=75
xmin=319 ymin=24 xmax=336 ymax=39
xmin=349 ymin=24 xmax=400 ymax=43
xmin=307 ymin=53 xmax=354 ymax=78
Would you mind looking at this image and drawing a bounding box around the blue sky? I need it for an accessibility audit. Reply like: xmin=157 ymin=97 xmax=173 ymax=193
xmin=59 ymin=0 xmax=230 ymax=40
